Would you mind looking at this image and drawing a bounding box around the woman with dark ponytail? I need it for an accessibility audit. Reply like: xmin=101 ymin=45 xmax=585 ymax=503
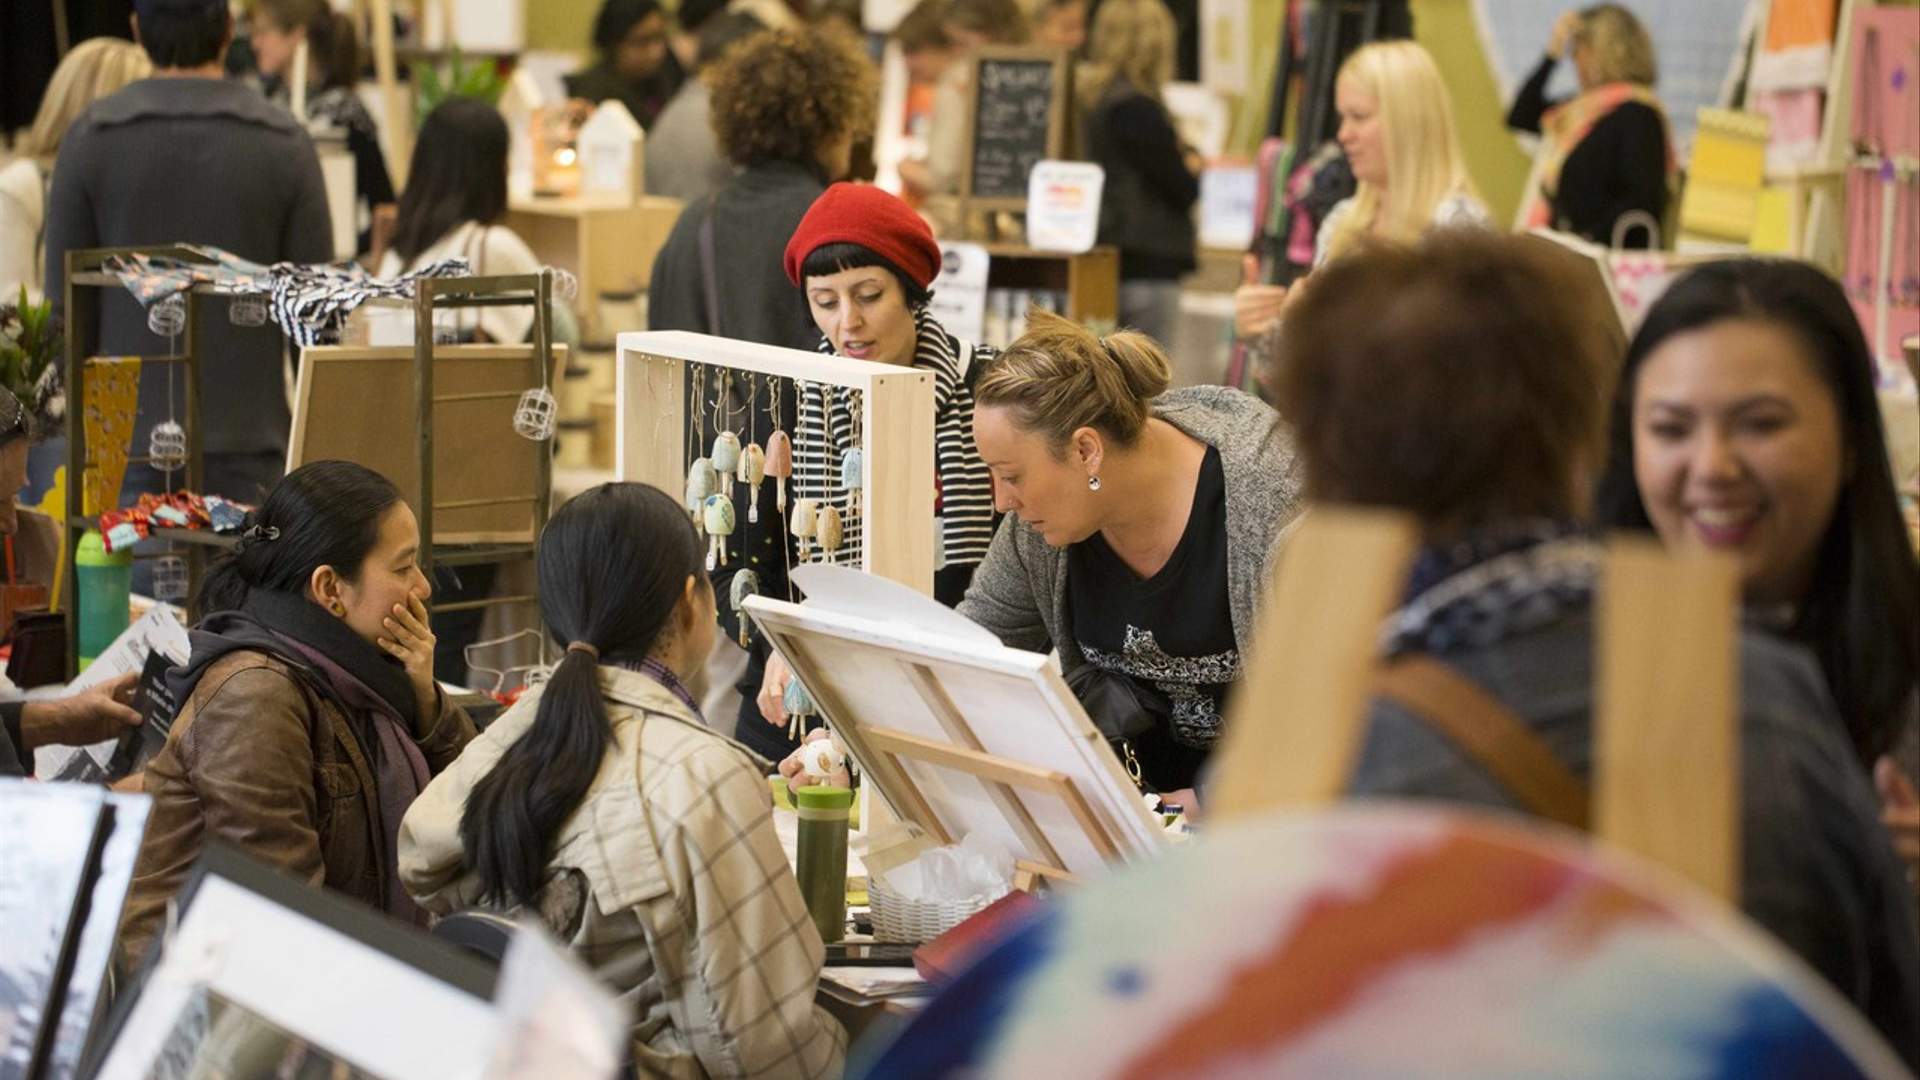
xmin=118 ymin=461 xmax=476 ymax=965
xmin=400 ymin=483 xmax=846 ymax=1078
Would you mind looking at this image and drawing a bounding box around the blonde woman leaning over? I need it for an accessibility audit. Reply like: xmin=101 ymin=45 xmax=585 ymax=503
xmin=1234 ymin=41 xmax=1490 ymax=361
xmin=0 ymin=38 xmax=150 ymax=296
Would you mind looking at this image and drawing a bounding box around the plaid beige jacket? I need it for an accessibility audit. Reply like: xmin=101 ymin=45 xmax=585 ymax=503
xmin=399 ymin=666 xmax=846 ymax=1078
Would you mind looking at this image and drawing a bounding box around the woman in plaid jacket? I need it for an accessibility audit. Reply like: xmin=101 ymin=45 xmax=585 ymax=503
xmin=400 ymin=483 xmax=845 ymax=1078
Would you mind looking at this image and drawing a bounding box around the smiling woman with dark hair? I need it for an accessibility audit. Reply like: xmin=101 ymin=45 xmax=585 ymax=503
xmin=117 ymin=461 xmax=476 ymax=966
xmin=1276 ymin=232 xmax=1919 ymax=1061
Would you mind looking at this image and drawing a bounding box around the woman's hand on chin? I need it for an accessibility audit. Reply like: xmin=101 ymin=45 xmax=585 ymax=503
xmin=379 ymin=590 xmax=440 ymax=720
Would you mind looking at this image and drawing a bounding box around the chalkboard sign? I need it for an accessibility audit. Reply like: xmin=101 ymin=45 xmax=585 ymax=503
xmin=962 ymin=47 xmax=1071 ymax=208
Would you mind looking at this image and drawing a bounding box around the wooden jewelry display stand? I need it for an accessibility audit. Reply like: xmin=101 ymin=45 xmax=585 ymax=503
xmin=613 ymin=330 xmax=937 ymax=595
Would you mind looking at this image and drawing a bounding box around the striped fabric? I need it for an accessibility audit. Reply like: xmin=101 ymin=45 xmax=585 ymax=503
xmin=798 ymin=311 xmax=996 ymax=571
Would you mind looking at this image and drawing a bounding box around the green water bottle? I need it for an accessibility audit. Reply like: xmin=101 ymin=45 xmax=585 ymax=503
xmin=795 ymin=785 xmax=854 ymax=944
xmin=75 ymin=529 xmax=132 ymax=670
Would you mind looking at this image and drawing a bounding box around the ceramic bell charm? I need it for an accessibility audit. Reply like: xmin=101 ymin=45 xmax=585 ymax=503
xmin=729 ymin=568 xmax=760 ymax=647
xmin=815 ymin=504 xmax=844 ymax=557
xmin=765 ymin=431 xmax=793 ymax=513
xmin=711 ymin=432 xmax=741 ymax=496
xmin=790 ymin=498 xmax=818 ymax=560
xmin=684 ymin=458 xmax=717 ymax=530
xmin=703 ymin=493 xmax=736 ymax=569
xmin=838 ymin=447 xmax=863 ymax=515
xmin=738 ymin=443 xmax=766 ymax=523
xmin=783 ymin=676 xmax=816 ymax=741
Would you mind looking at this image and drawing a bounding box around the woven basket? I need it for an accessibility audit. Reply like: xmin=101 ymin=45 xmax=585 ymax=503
xmin=868 ymin=876 xmax=1009 ymax=944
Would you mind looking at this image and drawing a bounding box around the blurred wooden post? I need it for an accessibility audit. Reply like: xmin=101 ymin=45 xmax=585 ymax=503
xmin=369 ymin=0 xmax=412 ymax=190
xmin=1207 ymin=509 xmax=1419 ymax=822
xmin=1596 ymin=538 xmax=1741 ymax=901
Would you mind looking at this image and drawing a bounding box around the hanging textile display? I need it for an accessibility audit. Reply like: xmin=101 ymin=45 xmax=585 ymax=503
xmin=81 ymin=358 xmax=141 ymax=518
xmin=1843 ymin=8 xmax=1920 ymax=367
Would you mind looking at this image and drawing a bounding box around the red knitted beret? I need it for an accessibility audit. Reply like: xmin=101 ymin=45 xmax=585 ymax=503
xmin=783 ymin=182 xmax=942 ymax=290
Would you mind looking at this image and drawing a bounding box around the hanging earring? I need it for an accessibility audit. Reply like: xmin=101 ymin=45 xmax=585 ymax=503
xmin=1087 ymin=474 xmax=1102 ymax=492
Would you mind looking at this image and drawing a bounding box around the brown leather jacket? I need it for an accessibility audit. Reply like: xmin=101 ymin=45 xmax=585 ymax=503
xmin=117 ymin=650 xmax=474 ymax=965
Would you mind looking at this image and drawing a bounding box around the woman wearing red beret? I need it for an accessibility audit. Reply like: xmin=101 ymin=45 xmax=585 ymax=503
xmin=756 ymin=183 xmax=999 ymax=730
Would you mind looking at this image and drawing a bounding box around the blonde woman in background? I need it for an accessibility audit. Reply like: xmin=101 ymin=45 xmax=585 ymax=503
xmin=1235 ymin=39 xmax=1489 ymax=363
xmin=1080 ymin=0 xmax=1201 ymax=346
xmin=0 ymin=38 xmax=151 ymax=297
xmin=1314 ymin=39 xmax=1489 ymax=266
xmin=1508 ymin=4 xmax=1674 ymax=248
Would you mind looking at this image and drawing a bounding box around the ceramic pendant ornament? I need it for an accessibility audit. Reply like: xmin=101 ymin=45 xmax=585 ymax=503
xmin=816 ymin=504 xmax=844 ymax=556
xmin=729 ymin=569 xmax=761 ymax=647
xmin=783 ymin=676 xmax=816 ymax=742
xmin=791 ymin=498 xmax=818 ymax=560
xmin=711 ymin=432 xmax=741 ymax=496
xmin=798 ymin=734 xmax=846 ymax=779
xmin=684 ymin=458 xmax=716 ymax=530
xmin=738 ymin=443 xmax=766 ymax=523
xmin=839 ymin=448 xmax=863 ymax=515
xmin=764 ymin=431 xmax=793 ymax=513
xmin=703 ymin=493 xmax=736 ymax=569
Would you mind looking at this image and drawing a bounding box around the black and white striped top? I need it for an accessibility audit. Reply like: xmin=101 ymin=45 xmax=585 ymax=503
xmin=797 ymin=310 xmax=997 ymax=572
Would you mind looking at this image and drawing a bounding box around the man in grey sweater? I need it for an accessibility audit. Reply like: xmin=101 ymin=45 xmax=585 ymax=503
xmin=44 ymin=0 xmax=332 ymax=507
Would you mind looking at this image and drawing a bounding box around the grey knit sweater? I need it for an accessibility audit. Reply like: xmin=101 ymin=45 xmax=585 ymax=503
xmin=958 ymin=385 xmax=1303 ymax=679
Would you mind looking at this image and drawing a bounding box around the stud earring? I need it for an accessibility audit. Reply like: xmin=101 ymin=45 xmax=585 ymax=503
xmin=1087 ymin=474 xmax=1102 ymax=492
xmin=331 ymin=602 xmax=345 ymax=617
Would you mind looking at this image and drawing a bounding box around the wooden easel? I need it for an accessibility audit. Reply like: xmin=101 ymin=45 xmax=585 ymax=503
xmin=1209 ymin=509 xmax=1740 ymax=901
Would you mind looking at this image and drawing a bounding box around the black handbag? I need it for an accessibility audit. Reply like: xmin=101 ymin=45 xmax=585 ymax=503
xmin=1064 ymin=662 xmax=1169 ymax=792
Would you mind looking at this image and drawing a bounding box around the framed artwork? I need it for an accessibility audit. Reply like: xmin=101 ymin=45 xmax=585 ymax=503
xmin=89 ymin=846 xmax=499 ymax=1080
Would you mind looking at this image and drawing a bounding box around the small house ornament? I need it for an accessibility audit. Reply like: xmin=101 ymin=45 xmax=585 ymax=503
xmin=577 ymin=99 xmax=643 ymax=201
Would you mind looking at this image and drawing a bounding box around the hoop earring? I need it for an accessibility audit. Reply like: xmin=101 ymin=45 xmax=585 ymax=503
xmin=1087 ymin=474 xmax=1102 ymax=492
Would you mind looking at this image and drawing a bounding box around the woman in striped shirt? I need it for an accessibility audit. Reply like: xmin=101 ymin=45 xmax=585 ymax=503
xmin=758 ymin=183 xmax=997 ymax=724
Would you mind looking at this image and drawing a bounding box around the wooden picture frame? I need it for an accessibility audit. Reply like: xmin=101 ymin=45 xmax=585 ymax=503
xmin=958 ymin=46 xmax=1073 ymax=214
xmin=744 ymin=584 xmax=1165 ymax=880
xmin=288 ymin=343 xmax=565 ymax=546
xmin=614 ymin=330 xmax=937 ymax=594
